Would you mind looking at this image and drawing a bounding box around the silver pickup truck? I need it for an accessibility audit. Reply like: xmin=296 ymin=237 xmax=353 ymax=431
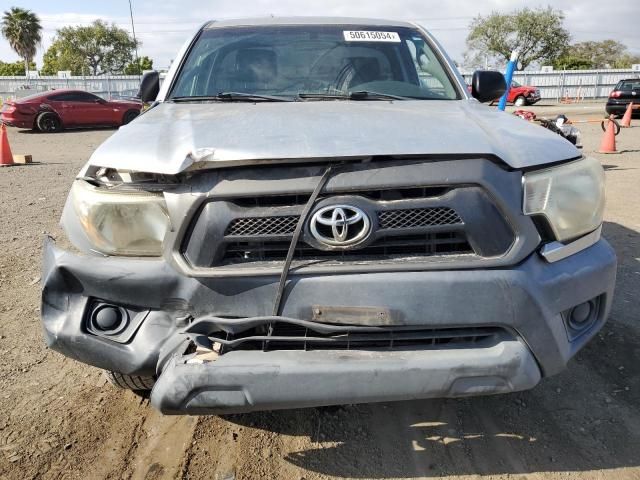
xmin=41 ymin=17 xmax=616 ymax=415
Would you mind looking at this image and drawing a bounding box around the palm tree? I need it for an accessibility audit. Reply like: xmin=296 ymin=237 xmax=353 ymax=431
xmin=1 ymin=7 xmax=42 ymax=76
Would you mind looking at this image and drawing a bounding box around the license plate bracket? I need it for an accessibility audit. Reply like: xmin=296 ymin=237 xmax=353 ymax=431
xmin=311 ymin=305 xmax=395 ymax=326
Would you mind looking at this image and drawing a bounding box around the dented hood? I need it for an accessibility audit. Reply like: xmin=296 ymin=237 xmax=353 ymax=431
xmin=87 ymin=99 xmax=580 ymax=174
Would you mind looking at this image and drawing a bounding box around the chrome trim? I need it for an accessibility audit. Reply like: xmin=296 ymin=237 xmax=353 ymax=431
xmin=539 ymin=226 xmax=602 ymax=263
xmin=310 ymin=204 xmax=371 ymax=247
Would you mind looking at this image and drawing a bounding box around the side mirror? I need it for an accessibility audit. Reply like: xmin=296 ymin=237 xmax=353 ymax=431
xmin=95 ymin=98 xmax=107 ymax=104
xmin=471 ymin=70 xmax=507 ymax=103
xmin=138 ymin=71 xmax=160 ymax=103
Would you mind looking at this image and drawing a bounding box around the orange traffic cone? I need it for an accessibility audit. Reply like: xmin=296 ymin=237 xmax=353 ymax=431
xmin=0 ymin=123 xmax=15 ymax=167
xmin=597 ymin=116 xmax=620 ymax=154
xmin=620 ymin=102 xmax=633 ymax=128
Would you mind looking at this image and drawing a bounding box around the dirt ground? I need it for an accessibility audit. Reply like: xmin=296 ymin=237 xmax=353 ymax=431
xmin=0 ymin=103 xmax=639 ymax=480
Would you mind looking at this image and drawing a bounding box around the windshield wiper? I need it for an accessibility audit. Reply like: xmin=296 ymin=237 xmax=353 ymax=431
xmin=171 ymin=92 xmax=292 ymax=103
xmin=297 ymin=91 xmax=408 ymax=101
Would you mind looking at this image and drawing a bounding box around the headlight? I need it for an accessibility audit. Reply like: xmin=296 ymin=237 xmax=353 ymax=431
xmin=523 ymin=157 xmax=604 ymax=242
xmin=70 ymin=179 xmax=169 ymax=256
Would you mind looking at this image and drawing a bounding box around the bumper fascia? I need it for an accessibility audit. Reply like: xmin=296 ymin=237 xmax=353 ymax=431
xmin=41 ymin=234 xmax=616 ymax=411
xmin=606 ymin=101 xmax=640 ymax=116
xmin=152 ymin=341 xmax=541 ymax=414
xmin=1 ymin=113 xmax=35 ymax=129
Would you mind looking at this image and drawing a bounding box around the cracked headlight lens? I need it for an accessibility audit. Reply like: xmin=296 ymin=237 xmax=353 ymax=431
xmin=523 ymin=157 xmax=605 ymax=242
xmin=70 ymin=179 xmax=169 ymax=256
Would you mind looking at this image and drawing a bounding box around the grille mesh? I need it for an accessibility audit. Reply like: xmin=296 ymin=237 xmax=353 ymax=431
xmin=378 ymin=207 xmax=462 ymax=229
xmin=226 ymin=207 xmax=462 ymax=237
xmin=226 ymin=216 xmax=298 ymax=236
xmin=209 ymin=323 xmax=508 ymax=352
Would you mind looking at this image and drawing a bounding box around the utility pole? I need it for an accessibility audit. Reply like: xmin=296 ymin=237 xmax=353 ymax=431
xmin=128 ymin=0 xmax=140 ymax=75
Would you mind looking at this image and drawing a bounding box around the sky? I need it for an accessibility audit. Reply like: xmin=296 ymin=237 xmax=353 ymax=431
xmin=1 ymin=0 xmax=639 ymax=70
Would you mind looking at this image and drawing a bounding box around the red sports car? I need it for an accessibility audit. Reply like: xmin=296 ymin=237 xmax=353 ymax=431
xmin=506 ymin=80 xmax=541 ymax=106
xmin=0 ymin=89 xmax=142 ymax=132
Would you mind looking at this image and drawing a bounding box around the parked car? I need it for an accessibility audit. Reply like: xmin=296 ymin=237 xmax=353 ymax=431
xmin=41 ymin=17 xmax=615 ymax=415
xmin=606 ymin=79 xmax=640 ymax=117
xmin=0 ymin=89 xmax=141 ymax=132
xmin=502 ymin=80 xmax=541 ymax=106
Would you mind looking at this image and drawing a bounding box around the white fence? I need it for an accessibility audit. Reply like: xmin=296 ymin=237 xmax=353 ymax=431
xmin=460 ymin=69 xmax=640 ymax=101
xmin=0 ymin=75 xmax=142 ymax=101
xmin=1 ymin=69 xmax=639 ymax=102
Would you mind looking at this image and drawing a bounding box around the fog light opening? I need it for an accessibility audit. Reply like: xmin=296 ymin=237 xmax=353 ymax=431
xmin=564 ymin=298 xmax=600 ymax=340
xmin=91 ymin=305 xmax=129 ymax=335
xmin=568 ymin=302 xmax=592 ymax=329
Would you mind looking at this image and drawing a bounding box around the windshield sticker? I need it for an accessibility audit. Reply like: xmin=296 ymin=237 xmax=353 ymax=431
xmin=343 ymin=31 xmax=401 ymax=42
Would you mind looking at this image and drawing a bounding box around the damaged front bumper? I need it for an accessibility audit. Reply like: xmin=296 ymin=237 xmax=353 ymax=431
xmin=41 ymin=235 xmax=616 ymax=414
xmin=152 ymin=342 xmax=541 ymax=414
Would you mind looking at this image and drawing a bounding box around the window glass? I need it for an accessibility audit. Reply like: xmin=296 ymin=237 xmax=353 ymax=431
xmin=620 ymin=81 xmax=640 ymax=91
xmin=48 ymin=92 xmax=99 ymax=102
xmin=171 ymin=25 xmax=460 ymax=100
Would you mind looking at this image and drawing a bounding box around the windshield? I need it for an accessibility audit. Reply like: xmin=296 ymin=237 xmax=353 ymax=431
xmin=170 ymin=25 xmax=460 ymax=100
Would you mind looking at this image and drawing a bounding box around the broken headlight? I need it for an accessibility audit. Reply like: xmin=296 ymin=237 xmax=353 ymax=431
xmin=523 ymin=157 xmax=605 ymax=242
xmin=70 ymin=179 xmax=169 ymax=256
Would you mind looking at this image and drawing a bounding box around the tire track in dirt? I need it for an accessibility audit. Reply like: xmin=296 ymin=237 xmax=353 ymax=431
xmin=126 ymin=410 xmax=198 ymax=480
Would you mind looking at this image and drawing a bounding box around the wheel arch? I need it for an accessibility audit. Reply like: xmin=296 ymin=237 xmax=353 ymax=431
xmin=36 ymin=109 xmax=63 ymax=131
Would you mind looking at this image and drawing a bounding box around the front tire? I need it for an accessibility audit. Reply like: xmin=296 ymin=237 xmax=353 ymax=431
xmin=105 ymin=371 xmax=155 ymax=391
xmin=36 ymin=111 xmax=62 ymax=133
xmin=514 ymin=96 xmax=527 ymax=107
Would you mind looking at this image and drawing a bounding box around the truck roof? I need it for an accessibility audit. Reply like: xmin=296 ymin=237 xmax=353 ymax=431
xmin=204 ymin=16 xmax=417 ymax=29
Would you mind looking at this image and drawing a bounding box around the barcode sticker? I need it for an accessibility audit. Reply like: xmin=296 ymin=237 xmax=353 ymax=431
xmin=343 ymin=31 xmax=401 ymax=42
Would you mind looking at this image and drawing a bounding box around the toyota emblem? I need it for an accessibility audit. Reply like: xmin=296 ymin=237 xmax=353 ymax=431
xmin=309 ymin=205 xmax=371 ymax=247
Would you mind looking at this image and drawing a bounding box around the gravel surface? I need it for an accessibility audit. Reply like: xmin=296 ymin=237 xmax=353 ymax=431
xmin=0 ymin=104 xmax=639 ymax=480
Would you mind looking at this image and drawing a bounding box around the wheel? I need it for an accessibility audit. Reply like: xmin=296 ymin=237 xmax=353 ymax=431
xmin=36 ymin=111 xmax=62 ymax=133
xmin=105 ymin=371 xmax=155 ymax=391
xmin=514 ymin=96 xmax=527 ymax=107
xmin=122 ymin=110 xmax=139 ymax=125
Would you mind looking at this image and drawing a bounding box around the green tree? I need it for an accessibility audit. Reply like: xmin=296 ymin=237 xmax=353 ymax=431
xmin=465 ymin=7 xmax=569 ymax=70
xmin=41 ymin=40 xmax=86 ymax=75
xmin=124 ymin=55 xmax=153 ymax=75
xmin=0 ymin=59 xmax=35 ymax=76
xmin=613 ymin=53 xmax=640 ymax=69
xmin=551 ymin=40 xmax=640 ymax=70
xmin=1 ymin=7 xmax=42 ymax=76
xmin=41 ymin=20 xmax=139 ymax=75
xmin=551 ymin=54 xmax=593 ymax=70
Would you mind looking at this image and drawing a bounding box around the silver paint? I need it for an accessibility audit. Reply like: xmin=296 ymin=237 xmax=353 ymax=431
xmin=83 ymin=17 xmax=580 ymax=175
xmin=86 ymin=99 xmax=580 ymax=175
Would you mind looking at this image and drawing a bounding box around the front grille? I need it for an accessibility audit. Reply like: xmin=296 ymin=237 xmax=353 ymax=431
xmin=181 ymin=171 xmax=517 ymax=270
xmin=224 ymin=207 xmax=463 ymax=238
xmin=378 ymin=207 xmax=462 ymax=229
xmin=226 ymin=216 xmax=298 ymax=236
xmin=222 ymin=231 xmax=472 ymax=264
xmin=208 ymin=322 xmax=507 ymax=352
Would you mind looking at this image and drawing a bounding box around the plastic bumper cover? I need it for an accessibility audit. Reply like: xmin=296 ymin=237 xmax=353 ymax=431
xmin=41 ymin=234 xmax=616 ymax=409
xmin=151 ymin=340 xmax=541 ymax=415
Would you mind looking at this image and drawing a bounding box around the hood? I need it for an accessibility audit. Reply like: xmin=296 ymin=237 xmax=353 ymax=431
xmin=87 ymin=99 xmax=579 ymax=175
